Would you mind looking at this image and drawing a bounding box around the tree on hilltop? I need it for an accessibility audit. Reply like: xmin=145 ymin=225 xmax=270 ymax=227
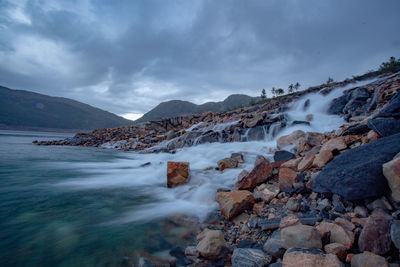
xmin=294 ymin=82 xmax=300 ymax=91
xmin=288 ymin=84 xmax=294 ymax=94
xmin=261 ymin=88 xmax=266 ymax=99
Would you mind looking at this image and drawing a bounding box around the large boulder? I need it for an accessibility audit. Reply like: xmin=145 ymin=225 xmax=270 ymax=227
xmin=278 ymin=167 xmax=298 ymax=189
xmin=282 ymin=248 xmax=343 ymax=267
xmin=231 ymin=248 xmax=272 ymax=267
xmin=367 ymin=117 xmax=400 ymax=137
xmin=167 ymin=161 xmax=189 ymax=188
xmin=196 ymin=229 xmax=227 ymax=259
xmin=216 ymin=190 xmax=255 ymax=220
xmin=358 ymin=214 xmax=391 ymax=255
xmin=313 ymin=133 xmax=400 ymax=200
xmin=383 ymin=155 xmax=400 ymax=201
xmin=236 ymin=156 xmax=273 ymax=190
xmin=281 ymin=224 xmax=322 ymax=249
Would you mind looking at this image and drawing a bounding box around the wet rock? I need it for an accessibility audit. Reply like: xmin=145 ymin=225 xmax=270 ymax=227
xmin=390 ymin=220 xmax=400 ymax=250
xmin=306 ymin=114 xmax=314 ymax=121
xmin=316 ymin=222 xmax=354 ymax=250
xmin=231 ymin=248 xmax=272 ymax=267
xmin=313 ymin=133 xmax=400 ymax=200
xmin=281 ymin=224 xmax=322 ymax=249
xmin=282 ymin=248 xmax=343 ymax=267
xmin=247 ymin=126 xmax=267 ymax=141
xmin=383 ymin=156 xmax=400 ymax=202
xmin=313 ymin=150 xmax=333 ymax=168
xmin=297 ymin=137 xmax=312 ymax=153
xmin=368 ymin=117 xmax=400 ymax=137
xmin=351 ymin=251 xmax=389 ymax=267
xmin=217 ymin=157 xmax=239 ymax=171
xmin=263 ymin=230 xmax=285 ymax=258
xmin=297 ymin=155 xmax=315 ymax=172
xmin=277 ymin=130 xmax=305 ymax=149
xmin=328 ymin=94 xmax=349 ymax=115
xmin=358 ymin=214 xmax=391 ymax=255
xmin=231 ymin=153 xmax=244 ymax=163
xmin=253 ymin=184 xmax=280 ymax=202
xmin=167 ymin=161 xmax=189 ymax=188
xmin=274 ymin=150 xmax=295 ymax=162
xmin=342 ymin=124 xmax=370 ymax=136
xmin=305 ymin=132 xmax=325 ymax=147
xmin=324 ymin=243 xmax=347 ymax=260
xmin=321 ymin=137 xmax=347 ymax=152
xmin=236 ymin=156 xmax=273 ymax=190
xmin=196 ymin=229 xmax=227 ymax=259
xmin=216 ymin=190 xmax=255 ymax=220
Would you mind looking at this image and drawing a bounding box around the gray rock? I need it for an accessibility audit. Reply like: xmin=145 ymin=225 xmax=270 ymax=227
xmin=231 ymin=248 xmax=272 ymax=267
xmin=286 ymin=199 xmax=300 ymax=212
xmin=259 ymin=218 xmax=281 ymax=231
xmin=313 ymin=133 xmax=400 ymax=200
xmin=281 ymin=224 xmax=322 ymax=249
xmin=376 ymin=91 xmax=400 ymax=118
xmin=367 ymin=117 xmax=400 ymax=137
xmin=263 ymin=230 xmax=286 ymax=258
xmin=391 ymin=220 xmax=400 ymax=250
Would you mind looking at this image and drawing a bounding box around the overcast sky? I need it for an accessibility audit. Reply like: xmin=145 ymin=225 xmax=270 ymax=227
xmin=1 ymin=0 xmax=399 ymax=120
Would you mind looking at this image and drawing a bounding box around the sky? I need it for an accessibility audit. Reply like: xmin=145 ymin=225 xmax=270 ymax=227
xmin=1 ymin=0 xmax=399 ymax=120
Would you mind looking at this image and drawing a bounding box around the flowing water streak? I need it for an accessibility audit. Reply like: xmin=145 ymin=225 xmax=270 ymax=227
xmin=55 ymin=77 xmax=380 ymax=224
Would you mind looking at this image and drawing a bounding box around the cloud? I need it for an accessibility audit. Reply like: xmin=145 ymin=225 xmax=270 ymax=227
xmin=0 ymin=0 xmax=399 ymax=115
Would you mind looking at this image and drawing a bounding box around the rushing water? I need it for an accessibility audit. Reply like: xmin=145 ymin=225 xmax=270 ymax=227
xmin=0 ymin=77 xmax=381 ymax=266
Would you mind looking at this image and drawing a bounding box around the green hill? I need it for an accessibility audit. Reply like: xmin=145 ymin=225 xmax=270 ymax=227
xmin=135 ymin=94 xmax=254 ymax=123
xmin=0 ymin=85 xmax=133 ymax=131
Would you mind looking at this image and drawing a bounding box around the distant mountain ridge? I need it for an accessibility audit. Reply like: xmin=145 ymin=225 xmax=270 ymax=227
xmin=0 ymin=85 xmax=133 ymax=131
xmin=135 ymin=94 xmax=255 ymax=123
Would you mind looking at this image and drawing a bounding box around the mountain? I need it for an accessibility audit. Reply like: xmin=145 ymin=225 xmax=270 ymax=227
xmin=0 ymin=85 xmax=133 ymax=131
xmin=135 ymin=94 xmax=255 ymax=123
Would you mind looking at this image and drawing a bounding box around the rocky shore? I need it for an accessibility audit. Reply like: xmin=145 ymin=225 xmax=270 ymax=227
xmin=35 ymin=71 xmax=400 ymax=266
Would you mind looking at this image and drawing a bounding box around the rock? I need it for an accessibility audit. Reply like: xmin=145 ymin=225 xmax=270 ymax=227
xmin=376 ymin=91 xmax=400 ymax=118
xmin=367 ymin=117 xmax=400 ymax=137
xmin=313 ymin=133 xmax=400 ymax=200
xmin=282 ymin=248 xmax=343 ymax=267
xmin=259 ymin=218 xmax=281 ymax=231
xmin=218 ymin=157 xmax=239 ymax=171
xmin=280 ymin=215 xmax=300 ymax=228
xmin=278 ymin=167 xmax=298 ymax=189
xmin=390 ymin=220 xmax=400 ymax=250
xmin=351 ymin=251 xmax=389 ymax=267
xmin=334 ymin=217 xmax=355 ymax=232
xmin=216 ymin=190 xmax=255 ymax=220
xmin=383 ymin=156 xmax=400 ymax=202
xmin=297 ymin=137 xmax=312 ymax=153
xmin=231 ymin=153 xmax=244 ymax=163
xmin=185 ymin=246 xmax=199 ymax=257
xmin=281 ymin=224 xmax=322 ymax=249
xmin=281 ymin=158 xmax=302 ymax=171
xmin=342 ymin=124 xmax=370 ymax=136
xmin=306 ymin=114 xmax=314 ymax=121
xmin=253 ymin=184 xmax=280 ymax=202
xmin=196 ymin=229 xmax=227 ymax=259
xmin=263 ymin=230 xmax=285 ymax=258
xmin=237 ymin=240 xmax=263 ymax=250
xmin=358 ymin=214 xmax=391 ymax=255
xmin=231 ymin=248 xmax=272 ymax=267
xmin=236 ymin=156 xmax=273 ymax=190
xmin=321 ymin=137 xmax=347 ymax=152
xmin=274 ymin=150 xmax=295 ymax=162
xmin=286 ymin=199 xmax=300 ymax=212
xmin=305 ymin=132 xmax=325 ymax=147
xmin=238 ymin=170 xmax=249 ymax=182
xmin=277 ymin=130 xmax=305 ymax=149
xmin=354 ymin=206 xmax=368 ymax=218
xmin=316 ymin=222 xmax=354 ymax=250
xmin=324 ymin=243 xmax=347 ymax=260
xmin=328 ymin=94 xmax=349 ymax=115
xmin=313 ymin=150 xmax=333 ymax=168
xmin=167 ymin=161 xmax=190 ymax=188
xmin=297 ymin=155 xmax=315 ymax=172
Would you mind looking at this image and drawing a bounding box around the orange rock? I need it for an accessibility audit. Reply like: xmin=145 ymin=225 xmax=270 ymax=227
xmin=367 ymin=130 xmax=380 ymax=141
xmin=313 ymin=150 xmax=333 ymax=168
xmin=281 ymin=157 xmax=302 ymax=171
xmin=278 ymin=167 xmax=298 ymax=189
xmin=216 ymin=190 xmax=255 ymax=220
xmin=298 ymin=154 xmax=315 ymax=172
xmin=167 ymin=161 xmax=190 ymax=188
xmin=236 ymin=156 xmax=273 ymax=190
xmin=321 ymin=137 xmax=347 ymax=152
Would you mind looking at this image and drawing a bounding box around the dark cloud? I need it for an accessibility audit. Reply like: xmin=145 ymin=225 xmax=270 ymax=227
xmin=1 ymin=0 xmax=399 ymax=117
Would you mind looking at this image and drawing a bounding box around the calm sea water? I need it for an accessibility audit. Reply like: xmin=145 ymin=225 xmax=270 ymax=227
xmin=0 ymin=130 xmax=194 ymax=266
